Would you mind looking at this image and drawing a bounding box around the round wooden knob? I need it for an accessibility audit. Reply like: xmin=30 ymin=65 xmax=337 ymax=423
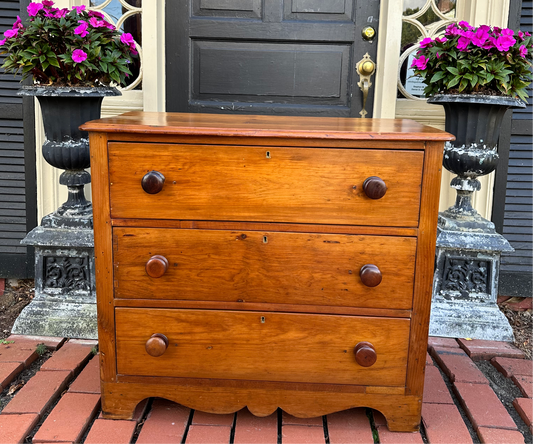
xmin=363 ymin=176 xmax=387 ymax=199
xmin=145 ymin=333 xmax=169 ymax=357
xmin=145 ymin=255 xmax=169 ymax=278
xmin=141 ymin=170 xmax=165 ymax=194
xmin=353 ymin=342 xmax=377 ymax=367
xmin=359 ymin=264 xmax=382 ymax=287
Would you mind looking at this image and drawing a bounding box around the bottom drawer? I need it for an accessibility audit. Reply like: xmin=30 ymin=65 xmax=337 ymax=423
xmin=115 ymin=308 xmax=410 ymax=387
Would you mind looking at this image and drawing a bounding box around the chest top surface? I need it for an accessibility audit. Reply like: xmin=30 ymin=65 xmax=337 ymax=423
xmin=81 ymin=112 xmax=453 ymax=143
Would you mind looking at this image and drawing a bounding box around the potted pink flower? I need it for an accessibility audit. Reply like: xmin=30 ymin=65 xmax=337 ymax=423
xmin=0 ymin=0 xmax=138 ymax=227
xmin=410 ymin=21 xmax=532 ymax=223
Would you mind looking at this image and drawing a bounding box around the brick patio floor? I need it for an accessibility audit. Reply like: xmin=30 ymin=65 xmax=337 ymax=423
xmin=0 ymin=335 xmax=531 ymax=443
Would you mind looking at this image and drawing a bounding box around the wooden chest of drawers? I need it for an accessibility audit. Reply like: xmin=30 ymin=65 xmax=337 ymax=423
xmin=83 ymin=113 xmax=453 ymax=432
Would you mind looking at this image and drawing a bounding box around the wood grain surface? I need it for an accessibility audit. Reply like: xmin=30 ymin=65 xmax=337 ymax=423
xmin=113 ymin=228 xmax=417 ymax=310
xmin=115 ymin=308 xmax=410 ymax=386
xmin=108 ymin=144 xmax=424 ymax=226
xmin=81 ymin=112 xmax=453 ymax=142
xmin=100 ymin=381 xmax=421 ymax=432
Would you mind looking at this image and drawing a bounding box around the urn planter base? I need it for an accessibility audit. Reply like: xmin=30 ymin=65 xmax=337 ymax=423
xmin=430 ymin=216 xmax=514 ymax=342
xmin=12 ymin=226 xmax=97 ymax=339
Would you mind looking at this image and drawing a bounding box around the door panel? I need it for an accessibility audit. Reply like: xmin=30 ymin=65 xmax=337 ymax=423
xmin=166 ymin=0 xmax=380 ymax=116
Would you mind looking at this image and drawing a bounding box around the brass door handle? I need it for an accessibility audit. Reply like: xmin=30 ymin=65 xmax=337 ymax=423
xmin=356 ymin=54 xmax=376 ymax=118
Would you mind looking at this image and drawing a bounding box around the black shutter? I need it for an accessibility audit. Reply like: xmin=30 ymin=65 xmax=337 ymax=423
xmin=0 ymin=0 xmax=37 ymax=278
xmin=493 ymin=0 xmax=533 ymax=297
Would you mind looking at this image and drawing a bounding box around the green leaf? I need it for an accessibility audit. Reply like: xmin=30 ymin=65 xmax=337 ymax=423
xmin=447 ymin=76 xmax=460 ymax=88
xmin=446 ymin=66 xmax=460 ymax=76
xmin=109 ymin=70 xmax=120 ymax=83
xmin=48 ymin=57 xmax=60 ymax=68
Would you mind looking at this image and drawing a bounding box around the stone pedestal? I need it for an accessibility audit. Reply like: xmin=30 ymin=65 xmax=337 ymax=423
xmin=429 ymin=213 xmax=514 ymax=342
xmin=11 ymin=226 xmax=97 ymax=339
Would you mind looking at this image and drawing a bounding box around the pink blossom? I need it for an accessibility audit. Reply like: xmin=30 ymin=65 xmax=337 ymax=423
xmin=120 ymin=32 xmax=134 ymax=46
xmin=482 ymin=37 xmax=496 ymax=49
xmin=42 ymin=0 xmax=54 ymax=6
xmin=88 ymin=10 xmax=104 ymax=18
xmin=72 ymin=49 xmax=87 ymax=63
xmin=89 ymin=17 xmax=105 ymax=27
xmin=419 ymin=37 xmax=433 ymax=48
xmin=501 ymin=28 xmax=515 ymax=37
xmin=458 ymin=21 xmax=473 ymax=29
xmin=445 ymin=23 xmax=461 ymax=36
xmin=519 ymin=45 xmax=528 ymax=57
xmin=120 ymin=32 xmax=137 ymax=54
xmin=27 ymin=2 xmax=43 ymax=16
xmin=411 ymin=55 xmax=428 ymax=70
xmin=493 ymin=26 xmax=502 ymax=36
xmin=54 ymin=8 xmax=68 ymax=18
xmin=12 ymin=16 xmax=22 ymax=29
xmin=518 ymin=31 xmax=524 ymax=40
xmin=526 ymin=32 xmax=531 ymax=37
xmin=0 ymin=38 xmax=6 ymax=46
xmin=435 ymin=36 xmax=447 ymax=43
xmin=72 ymin=5 xmax=86 ymax=13
xmin=471 ymin=27 xmax=490 ymax=47
xmin=436 ymin=52 xmax=440 ymax=59
xmin=457 ymin=35 xmax=471 ymax=51
xmin=103 ymin=21 xmax=115 ymax=30
xmin=74 ymin=21 xmax=89 ymax=37
xmin=495 ymin=34 xmax=516 ymax=51
xmin=4 ymin=28 xmax=18 ymax=38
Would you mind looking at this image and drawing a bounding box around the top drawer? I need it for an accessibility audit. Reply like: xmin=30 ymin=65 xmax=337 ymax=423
xmin=109 ymin=143 xmax=424 ymax=227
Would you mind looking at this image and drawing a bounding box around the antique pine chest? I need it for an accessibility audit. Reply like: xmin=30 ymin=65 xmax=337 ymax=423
xmin=82 ymin=113 xmax=453 ymax=432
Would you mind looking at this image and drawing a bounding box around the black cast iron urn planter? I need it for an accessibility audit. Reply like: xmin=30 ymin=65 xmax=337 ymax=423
xmin=19 ymin=86 xmax=121 ymax=229
xmin=428 ymin=94 xmax=525 ymax=228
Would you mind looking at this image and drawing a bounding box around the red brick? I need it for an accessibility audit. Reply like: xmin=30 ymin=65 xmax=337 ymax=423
xmin=186 ymin=425 xmax=231 ymax=444
xmin=422 ymin=365 xmax=454 ymax=404
xmin=136 ymin=399 xmax=190 ymax=444
xmin=6 ymin=335 xmax=66 ymax=350
xmin=426 ymin=352 xmax=433 ymax=366
xmin=68 ymin=356 xmax=100 ymax=394
xmin=32 ymin=393 xmax=100 ymax=443
xmin=477 ymin=427 xmax=526 ymax=444
xmin=234 ymin=409 xmax=277 ymax=444
xmin=40 ymin=341 xmax=94 ymax=375
xmin=504 ymin=298 xmax=532 ymax=311
xmin=512 ymin=375 xmax=533 ymax=399
xmin=432 ymin=348 xmax=488 ymax=384
xmin=376 ymin=426 xmax=424 ymax=443
xmin=282 ymin=425 xmax=325 ymax=444
xmin=327 ymin=408 xmax=373 ymax=444
xmin=84 ymin=419 xmax=137 ymax=444
xmin=458 ymin=339 xmax=526 ymax=360
xmin=0 ymin=341 xmax=38 ymax=367
xmin=454 ymin=382 xmax=517 ymax=431
xmin=0 ymin=278 xmax=4 ymax=296
xmin=421 ymin=403 xmax=473 ymax=443
xmin=192 ymin=410 xmax=234 ymax=426
xmin=428 ymin=337 xmax=459 ymax=351
xmin=282 ymin=411 xmax=323 ymax=426
xmin=0 ymin=362 xmax=23 ymax=389
xmin=492 ymin=357 xmax=533 ymax=378
xmin=3 ymin=370 xmax=71 ymax=416
xmin=68 ymin=339 xmax=98 ymax=347
xmin=513 ymin=398 xmax=532 ymax=430
xmin=0 ymin=413 xmax=39 ymax=443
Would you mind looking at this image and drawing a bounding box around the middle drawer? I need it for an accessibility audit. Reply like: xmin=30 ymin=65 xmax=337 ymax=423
xmin=113 ymin=228 xmax=417 ymax=310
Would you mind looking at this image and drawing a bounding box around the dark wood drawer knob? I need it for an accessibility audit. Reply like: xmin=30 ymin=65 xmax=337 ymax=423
xmin=359 ymin=264 xmax=382 ymax=287
xmin=145 ymin=333 xmax=169 ymax=357
xmin=145 ymin=255 xmax=169 ymax=278
xmin=363 ymin=176 xmax=387 ymax=199
xmin=141 ymin=170 xmax=165 ymax=194
xmin=353 ymin=342 xmax=377 ymax=367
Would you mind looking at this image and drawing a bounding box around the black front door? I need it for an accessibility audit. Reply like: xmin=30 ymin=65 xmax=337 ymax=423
xmin=166 ymin=0 xmax=380 ymax=117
